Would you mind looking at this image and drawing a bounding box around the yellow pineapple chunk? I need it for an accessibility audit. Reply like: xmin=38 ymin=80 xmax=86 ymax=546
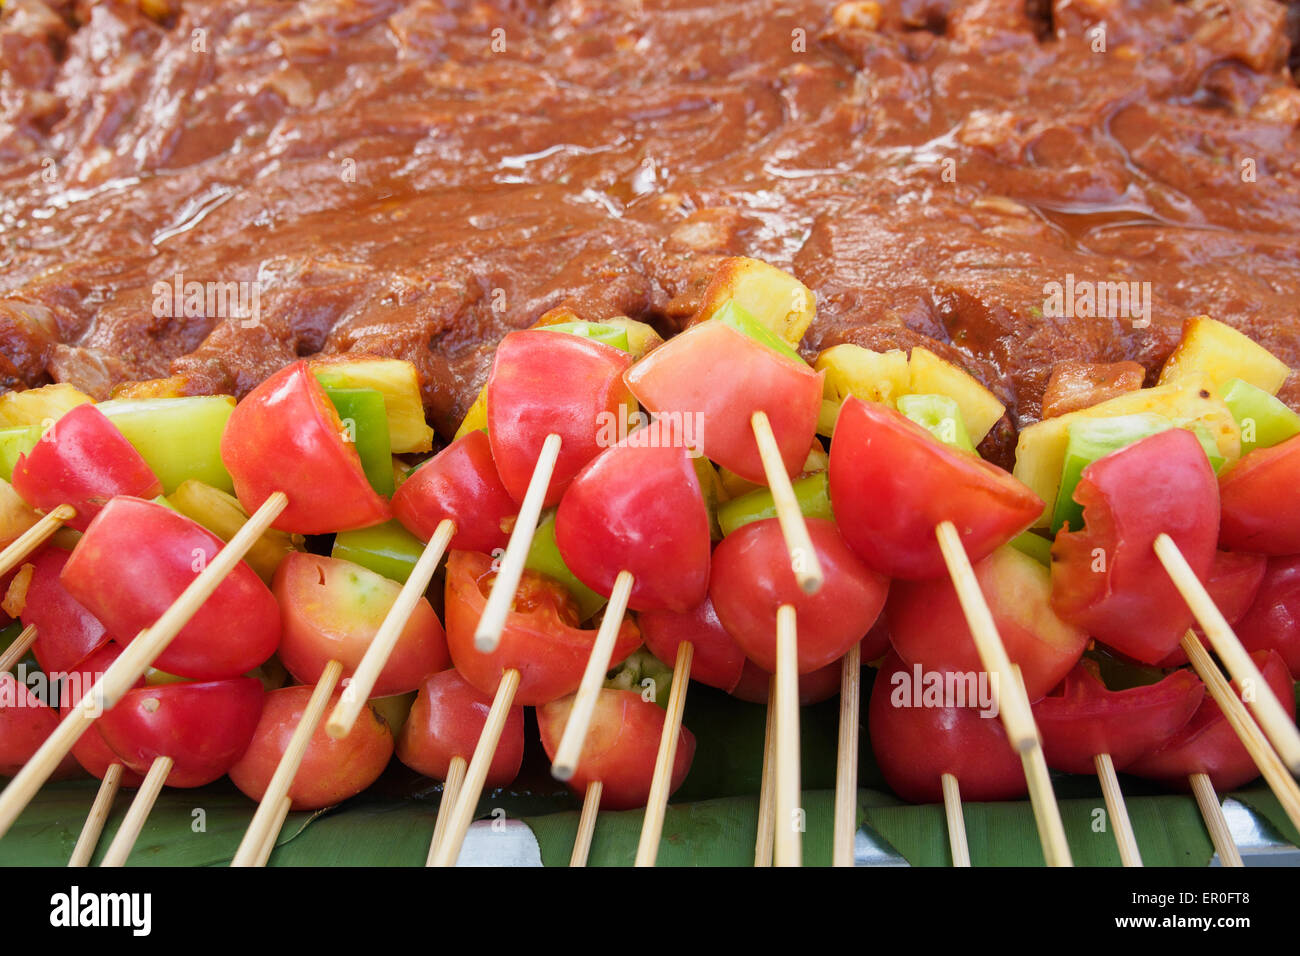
xmin=0 ymin=383 xmax=93 ymax=429
xmin=696 ymin=257 xmax=816 ymax=347
xmin=908 ymin=347 xmax=1005 ymax=445
xmin=167 ymin=480 xmax=301 ymax=584
xmin=599 ymin=316 xmax=664 ymax=358
xmin=0 ymin=479 xmax=38 ymax=549
xmin=1158 ymin=315 xmax=1291 ymax=395
xmin=815 ymin=345 xmax=909 ymax=434
xmin=454 ymin=384 xmax=489 ymax=440
xmin=309 ymin=356 xmax=434 ymax=454
xmin=110 ymin=375 xmax=191 ymax=400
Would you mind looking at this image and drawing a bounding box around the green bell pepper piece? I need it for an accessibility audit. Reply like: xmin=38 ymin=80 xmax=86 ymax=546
xmin=718 ymin=471 xmax=831 ymax=537
xmin=712 ymin=299 xmax=806 ymax=366
xmin=1219 ymin=378 xmax=1300 ymax=455
xmin=1009 ymin=531 xmax=1052 ymax=567
xmin=332 ymin=520 xmax=426 ymax=584
xmin=896 ymin=393 xmax=976 ymax=453
xmin=0 ymin=426 xmax=41 ymax=483
xmin=96 ymin=396 xmax=236 ymax=494
xmin=604 ymin=647 xmax=675 ymax=708
xmin=525 ymin=509 xmax=607 ymax=622
xmin=320 ymin=386 xmax=395 ymax=497
xmin=542 ymin=321 xmax=630 ymax=352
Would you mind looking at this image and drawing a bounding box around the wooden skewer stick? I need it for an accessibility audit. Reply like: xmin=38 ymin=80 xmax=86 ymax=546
xmin=1181 ymin=631 xmax=1300 ymax=836
xmin=474 ymin=434 xmax=562 ymax=653
xmin=1009 ymin=664 xmax=1073 ymax=867
xmin=252 ymin=795 xmax=292 ymax=868
xmin=551 ymin=571 xmax=635 ymax=780
xmin=1095 ymin=753 xmax=1142 ymax=867
xmin=832 ymin=642 xmax=861 ymax=867
xmin=773 ymin=604 xmax=802 ymax=867
xmin=751 ymin=411 xmax=823 ymax=595
xmin=426 ymin=755 xmax=467 ymax=866
xmin=1189 ymin=772 xmax=1243 ymax=867
xmin=100 ymin=756 xmax=172 ymax=867
xmin=326 ymin=516 xmax=457 ymax=738
xmin=0 ymin=623 xmax=38 ymax=673
xmin=940 ymin=773 xmax=970 ymax=867
xmin=570 ymin=781 xmax=603 ymax=867
xmin=68 ymin=763 xmax=124 ymax=868
xmin=231 ymin=658 xmax=343 ymax=866
xmin=0 ymin=505 xmax=76 ymax=579
xmin=635 ymin=640 xmax=693 ymax=867
xmin=754 ymin=681 xmax=776 ymax=868
xmin=430 ymin=668 xmax=523 ymax=866
xmin=0 ymin=492 xmax=287 ymax=839
xmin=1156 ymin=533 xmax=1300 ymax=773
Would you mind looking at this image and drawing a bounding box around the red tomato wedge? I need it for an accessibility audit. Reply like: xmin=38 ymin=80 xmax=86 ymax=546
xmin=829 ymin=399 xmax=1042 ymax=580
xmin=58 ymin=643 xmax=146 ymax=786
xmin=1051 ymin=428 xmax=1219 ymax=665
xmin=0 ymin=672 xmax=69 ymax=777
xmin=1236 ymin=556 xmax=1300 ymax=674
xmin=624 ymin=320 xmax=822 ymax=484
xmin=868 ymin=652 xmax=1026 ymax=804
xmin=444 ymin=551 xmax=641 ymax=706
xmin=1154 ymin=550 xmax=1267 ymax=668
xmin=273 ymin=553 xmax=449 ymax=697
xmin=888 ymin=545 xmax=1088 ymax=702
xmin=391 ymin=429 xmax=518 ymax=554
xmin=11 ymin=404 xmax=161 ymax=532
xmin=61 ymin=497 xmax=280 ymax=680
xmin=555 ymin=424 xmax=710 ymax=613
xmin=730 ymin=655 xmax=845 ymax=706
xmin=1127 ymin=649 xmax=1294 ymax=792
xmin=20 ymin=546 xmax=110 ymax=675
xmin=97 ymin=677 xmax=264 ymax=788
xmin=640 ymin=595 xmax=747 ymax=694
xmin=229 ymin=684 xmax=394 ymax=810
xmin=221 ymin=361 xmax=390 ymax=534
xmin=709 ymin=517 xmax=888 ymax=674
xmin=487 ymin=330 xmax=635 ymax=507
xmin=538 ymin=688 xmax=695 ymax=810
xmin=1219 ymin=435 xmax=1300 ymax=554
xmin=1032 ymin=662 xmax=1204 ymax=774
xmin=396 ymin=669 xmax=524 ymax=788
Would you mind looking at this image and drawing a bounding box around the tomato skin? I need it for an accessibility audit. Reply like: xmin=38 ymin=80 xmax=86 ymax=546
xmin=21 ymin=546 xmax=110 ymax=675
xmin=1032 ymin=664 xmax=1204 ymax=775
xmin=273 ymin=553 xmax=449 ymax=697
xmin=1154 ymin=550 xmax=1267 ymax=668
xmin=391 ymin=430 xmax=518 ymax=555
xmin=709 ymin=517 xmax=888 ymax=674
xmin=444 ymin=551 xmax=641 ymax=707
xmin=868 ymin=653 xmax=1026 ymax=803
xmin=888 ymin=545 xmax=1088 ymax=702
xmin=96 ymin=677 xmax=264 ymax=788
xmin=729 ymin=655 xmax=845 ymax=705
xmin=0 ymin=673 xmax=62 ymax=776
xmin=57 ymin=643 xmax=146 ymax=786
xmin=11 ymin=404 xmax=162 ymax=532
xmin=538 ymin=688 xmax=695 ymax=810
xmin=624 ymin=321 xmax=822 ymax=484
xmin=396 ymin=669 xmax=524 ymax=788
xmin=229 ymin=685 xmax=394 ymax=811
xmin=829 ymin=399 xmax=1042 ymax=580
xmin=1051 ymin=429 xmax=1219 ymax=665
xmin=555 ymin=432 xmax=710 ymax=613
xmin=221 ymin=361 xmax=390 ymax=534
xmin=639 ymin=595 xmax=747 ymax=693
xmin=61 ymin=497 xmax=281 ymax=680
xmin=1236 ymin=556 xmax=1300 ymax=674
xmin=488 ymin=331 xmax=635 ymax=507
xmin=1219 ymin=436 xmax=1300 ymax=554
xmin=1127 ymin=650 xmax=1294 ymax=792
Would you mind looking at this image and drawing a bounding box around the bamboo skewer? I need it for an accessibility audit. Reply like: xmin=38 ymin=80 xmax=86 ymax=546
xmin=832 ymin=642 xmax=861 ymax=867
xmin=100 ymin=756 xmax=172 ymax=867
xmin=474 ymin=434 xmax=562 ymax=653
xmin=68 ymin=763 xmax=123 ymax=868
xmin=940 ymin=773 xmax=970 ymax=867
xmin=635 ymin=640 xmax=693 ymax=867
xmin=0 ymin=505 xmax=76 ymax=579
xmin=570 ymin=781 xmax=602 ymax=867
xmin=1095 ymin=753 xmax=1142 ymax=867
xmin=773 ymin=604 xmax=801 ymax=867
xmin=754 ymin=683 xmax=776 ymax=868
xmin=253 ymin=796 xmax=292 ymax=868
xmin=0 ymin=492 xmax=287 ymax=839
xmin=1156 ymin=534 xmax=1300 ymax=773
xmin=750 ymin=411 xmax=823 ymax=594
xmin=1189 ymin=772 xmax=1243 ymax=867
xmin=0 ymin=624 xmax=37 ymax=673
xmin=426 ymin=755 xmax=467 ymax=866
xmin=430 ymin=668 xmax=522 ymax=867
xmin=231 ymin=659 xmax=343 ymax=866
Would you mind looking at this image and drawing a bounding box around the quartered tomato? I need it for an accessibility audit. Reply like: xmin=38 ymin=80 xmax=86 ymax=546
xmin=96 ymin=677 xmax=264 ymax=788
xmin=1236 ymin=556 xmax=1300 ymax=674
xmin=391 ymin=429 xmax=518 ymax=554
xmin=538 ymin=688 xmax=695 ymax=810
xmin=0 ymin=672 xmax=71 ymax=777
xmin=58 ymin=643 xmax=145 ymax=786
xmin=229 ymin=684 xmax=394 ymax=811
xmin=443 ymin=551 xmax=641 ymax=706
xmin=1032 ymin=662 xmax=1204 ymax=774
xmin=1127 ymin=649 xmax=1294 ymax=792
xmin=273 ymin=553 xmax=449 ymax=698
xmin=11 ymin=403 xmax=162 ymax=532
xmin=221 ymin=361 xmax=390 ymax=534
xmin=868 ymin=652 xmax=1026 ymax=804
xmin=639 ymin=595 xmax=747 ymax=694
xmin=1219 ymin=435 xmax=1300 ymax=554
xmin=19 ymin=546 xmax=110 ymax=675
xmin=624 ymin=320 xmax=822 ymax=484
xmin=829 ymin=399 xmax=1042 ymax=580
xmin=709 ymin=517 xmax=888 ymax=674
xmin=396 ymin=669 xmax=524 ymax=788
xmin=61 ymin=497 xmax=280 ymax=680
xmin=730 ymin=655 xmax=846 ymax=706
xmin=555 ymin=425 xmax=710 ymax=613
xmin=888 ymin=545 xmax=1088 ymax=702
xmin=1155 ymin=550 xmax=1267 ymax=668
xmin=487 ymin=330 xmax=635 ymax=507
xmin=1051 ymin=428 xmax=1219 ymax=665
